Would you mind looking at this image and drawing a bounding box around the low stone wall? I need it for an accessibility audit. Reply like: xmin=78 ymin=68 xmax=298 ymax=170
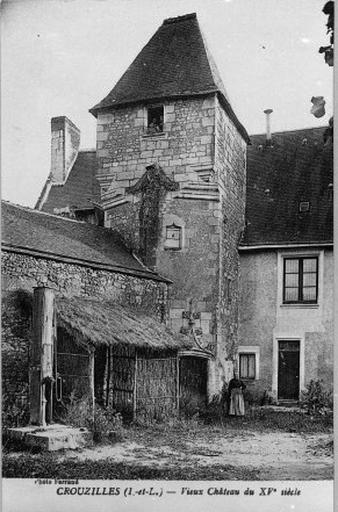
xmin=2 ymin=251 xmax=167 ymax=318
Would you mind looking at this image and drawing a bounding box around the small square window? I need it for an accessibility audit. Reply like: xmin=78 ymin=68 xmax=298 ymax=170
xmin=165 ymin=224 xmax=181 ymax=249
xmin=147 ymin=105 xmax=164 ymax=134
xmin=239 ymin=353 xmax=256 ymax=379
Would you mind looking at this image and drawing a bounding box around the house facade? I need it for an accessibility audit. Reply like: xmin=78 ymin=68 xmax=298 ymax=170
xmin=10 ymin=13 xmax=333 ymax=412
xmin=238 ymin=127 xmax=333 ymax=402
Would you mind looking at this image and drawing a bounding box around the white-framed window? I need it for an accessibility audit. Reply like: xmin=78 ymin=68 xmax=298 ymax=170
xmin=146 ymin=105 xmax=164 ymax=134
xmin=237 ymin=346 xmax=260 ymax=380
xmin=283 ymin=256 xmax=318 ymax=304
xmin=239 ymin=353 xmax=256 ymax=379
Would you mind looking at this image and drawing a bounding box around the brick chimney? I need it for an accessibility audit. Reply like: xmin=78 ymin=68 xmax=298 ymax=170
xmin=50 ymin=116 xmax=80 ymax=183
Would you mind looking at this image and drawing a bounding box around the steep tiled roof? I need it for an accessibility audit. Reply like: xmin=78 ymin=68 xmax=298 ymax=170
xmin=2 ymin=201 xmax=167 ymax=281
xmin=39 ymin=150 xmax=100 ymax=213
xmin=89 ymin=13 xmax=249 ymax=141
xmin=241 ymin=127 xmax=333 ymax=247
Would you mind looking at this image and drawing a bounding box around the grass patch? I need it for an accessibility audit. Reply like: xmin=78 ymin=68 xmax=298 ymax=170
xmin=2 ymin=453 xmax=260 ymax=480
xmin=2 ymin=409 xmax=332 ymax=480
xmin=204 ymin=408 xmax=333 ymax=433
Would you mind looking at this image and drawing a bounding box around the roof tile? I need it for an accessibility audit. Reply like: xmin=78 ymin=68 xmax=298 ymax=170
xmin=42 ymin=150 xmax=100 ymax=213
xmin=2 ymin=201 xmax=165 ymax=280
xmin=242 ymin=127 xmax=333 ymax=246
xmin=89 ymin=13 xmax=248 ymax=141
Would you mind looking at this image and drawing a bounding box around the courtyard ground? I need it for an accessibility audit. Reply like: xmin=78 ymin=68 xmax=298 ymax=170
xmin=2 ymin=409 xmax=333 ymax=480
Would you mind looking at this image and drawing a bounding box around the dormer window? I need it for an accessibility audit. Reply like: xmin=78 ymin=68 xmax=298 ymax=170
xmin=147 ymin=105 xmax=164 ymax=134
xmin=165 ymin=224 xmax=181 ymax=249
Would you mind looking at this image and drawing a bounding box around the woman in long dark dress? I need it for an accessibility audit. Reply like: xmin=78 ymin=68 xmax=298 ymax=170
xmin=228 ymin=372 xmax=246 ymax=416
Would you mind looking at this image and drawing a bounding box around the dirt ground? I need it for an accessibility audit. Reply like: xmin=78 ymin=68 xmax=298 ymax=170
xmin=59 ymin=425 xmax=333 ymax=480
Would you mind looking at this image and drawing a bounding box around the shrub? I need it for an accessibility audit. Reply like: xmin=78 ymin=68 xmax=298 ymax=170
xmin=179 ymin=390 xmax=207 ymax=418
xmin=61 ymin=395 xmax=124 ymax=443
xmin=2 ymin=389 xmax=30 ymax=429
xmin=300 ymin=379 xmax=333 ymax=416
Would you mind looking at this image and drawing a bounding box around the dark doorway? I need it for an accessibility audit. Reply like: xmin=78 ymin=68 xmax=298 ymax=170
xmin=278 ymin=340 xmax=300 ymax=400
xmin=179 ymin=356 xmax=208 ymax=416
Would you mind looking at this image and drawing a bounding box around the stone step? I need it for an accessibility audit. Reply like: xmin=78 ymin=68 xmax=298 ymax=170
xmin=7 ymin=424 xmax=93 ymax=451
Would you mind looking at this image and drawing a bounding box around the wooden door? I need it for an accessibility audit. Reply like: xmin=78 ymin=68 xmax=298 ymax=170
xmin=278 ymin=340 xmax=300 ymax=400
xmin=110 ymin=346 xmax=136 ymax=422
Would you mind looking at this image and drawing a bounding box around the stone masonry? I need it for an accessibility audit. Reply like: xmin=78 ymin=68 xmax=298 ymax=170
xmin=98 ymin=94 xmax=247 ymax=396
xmin=2 ymin=251 xmax=168 ymax=318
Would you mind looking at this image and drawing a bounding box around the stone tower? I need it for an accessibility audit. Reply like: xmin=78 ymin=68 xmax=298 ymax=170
xmin=90 ymin=13 xmax=249 ymax=396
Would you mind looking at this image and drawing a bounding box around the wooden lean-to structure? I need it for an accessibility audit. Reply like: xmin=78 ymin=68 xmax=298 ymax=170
xmin=56 ymin=295 xmax=193 ymax=422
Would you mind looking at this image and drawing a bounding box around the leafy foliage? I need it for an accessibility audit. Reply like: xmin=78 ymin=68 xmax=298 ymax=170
xmin=300 ymin=379 xmax=333 ymax=415
xmin=2 ymin=290 xmax=31 ymax=427
xmin=319 ymin=1 xmax=334 ymax=66
xmin=61 ymin=395 xmax=124 ymax=443
xmin=128 ymin=164 xmax=178 ymax=267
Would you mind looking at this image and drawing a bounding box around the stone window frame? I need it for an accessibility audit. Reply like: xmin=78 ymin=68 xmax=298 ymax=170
xmin=237 ymin=346 xmax=260 ymax=380
xmin=144 ymin=104 xmax=165 ymax=136
xmin=162 ymin=214 xmax=185 ymax=251
xmin=165 ymin=224 xmax=182 ymax=250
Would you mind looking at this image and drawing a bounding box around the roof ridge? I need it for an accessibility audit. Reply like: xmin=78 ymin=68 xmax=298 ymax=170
xmin=163 ymin=13 xmax=196 ymax=24
xmin=249 ymin=126 xmax=328 ymax=138
xmin=199 ymin=26 xmax=229 ymax=102
xmin=2 ymin=200 xmax=95 ymax=226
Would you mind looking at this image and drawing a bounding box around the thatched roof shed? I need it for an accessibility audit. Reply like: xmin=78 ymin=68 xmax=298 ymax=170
xmin=56 ymin=295 xmax=192 ymax=351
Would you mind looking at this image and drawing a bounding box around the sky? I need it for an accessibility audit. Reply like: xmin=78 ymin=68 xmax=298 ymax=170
xmin=1 ymin=0 xmax=334 ymax=207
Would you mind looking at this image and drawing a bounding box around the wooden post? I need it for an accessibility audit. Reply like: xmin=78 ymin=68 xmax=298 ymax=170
xmin=29 ymin=287 xmax=55 ymax=426
xmin=88 ymin=349 xmax=95 ymax=427
xmin=176 ymin=354 xmax=180 ymax=416
xmin=133 ymin=352 xmax=138 ymax=421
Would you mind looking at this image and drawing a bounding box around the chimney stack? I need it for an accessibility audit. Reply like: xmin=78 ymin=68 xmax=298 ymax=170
xmin=50 ymin=116 xmax=80 ymax=183
xmin=263 ymin=109 xmax=273 ymax=145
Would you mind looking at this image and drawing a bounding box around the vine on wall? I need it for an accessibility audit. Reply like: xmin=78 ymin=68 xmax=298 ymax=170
xmin=128 ymin=164 xmax=178 ymax=267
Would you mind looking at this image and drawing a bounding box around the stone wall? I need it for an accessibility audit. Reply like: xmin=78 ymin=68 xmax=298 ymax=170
xmin=100 ymin=94 xmax=248 ymax=395
xmin=101 ymin=95 xmax=220 ymax=358
xmin=238 ymin=248 xmax=334 ymax=402
xmin=96 ymin=95 xmax=215 ymax=196
xmin=213 ymin=98 xmax=247 ymax=386
xmin=156 ymin=197 xmax=220 ymax=350
xmin=2 ymin=289 xmax=31 ymax=427
xmin=2 ymin=251 xmax=167 ymax=317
